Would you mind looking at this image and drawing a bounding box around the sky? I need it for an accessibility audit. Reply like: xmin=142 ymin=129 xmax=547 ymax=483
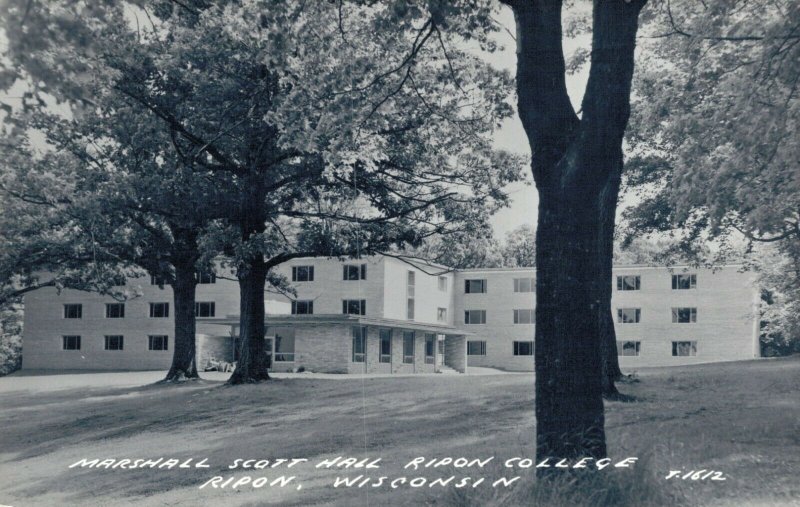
xmin=486 ymin=6 xmax=591 ymax=238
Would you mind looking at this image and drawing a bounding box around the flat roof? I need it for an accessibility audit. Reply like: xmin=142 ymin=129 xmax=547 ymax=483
xmin=197 ymin=314 xmax=474 ymax=335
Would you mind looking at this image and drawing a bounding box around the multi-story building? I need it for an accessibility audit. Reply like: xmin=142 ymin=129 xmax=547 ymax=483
xmin=21 ymin=256 xmax=761 ymax=373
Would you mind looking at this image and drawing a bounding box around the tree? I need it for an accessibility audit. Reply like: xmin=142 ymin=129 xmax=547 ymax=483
xmin=495 ymin=0 xmax=648 ymax=462
xmin=501 ymin=224 xmax=536 ymax=267
xmin=1 ymin=0 xmax=522 ymax=384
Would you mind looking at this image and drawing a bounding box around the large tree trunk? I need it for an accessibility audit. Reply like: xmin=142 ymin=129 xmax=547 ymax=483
xmin=228 ymin=254 xmax=271 ymax=383
xmin=599 ymin=169 xmax=623 ymax=397
xmin=508 ymin=0 xmax=646 ymax=467
xmin=163 ymin=258 xmax=200 ymax=382
xmin=227 ymin=172 xmax=271 ymax=384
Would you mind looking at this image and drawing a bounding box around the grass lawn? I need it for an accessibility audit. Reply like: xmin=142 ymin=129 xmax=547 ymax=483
xmin=1 ymin=357 xmax=799 ymax=507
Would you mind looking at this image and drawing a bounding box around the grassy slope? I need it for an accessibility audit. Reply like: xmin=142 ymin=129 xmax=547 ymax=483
xmin=0 ymin=358 xmax=798 ymax=507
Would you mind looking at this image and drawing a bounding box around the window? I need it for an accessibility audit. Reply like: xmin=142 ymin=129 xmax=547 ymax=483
xmin=63 ymin=304 xmax=82 ymax=319
xmin=438 ymin=276 xmax=447 ymax=291
xmin=513 ymin=341 xmax=534 ymax=356
xmin=196 ymin=271 xmax=216 ymax=284
xmin=616 ymin=340 xmax=641 ymax=356
xmin=195 ymin=302 xmax=216 ymax=317
xmin=291 ymin=300 xmax=314 ymax=315
xmin=407 ymin=270 xmax=415 ymax=320
xmin=342 ymin=299 xmax=366 ymax=315
xmin=672 ymin=274 xmax=697 ymax=290
xmin=616 ymin=275 xmax=641 ymax=291
xmin=437 ymin=307 xmax=447 ymax=323
xmin=343 ymin=263 xmax=367 ymax=280
xmin=513 ymin=277 xmax=534 ymax=293
xmin=62 ymin=335 xmax=81 ymax=350
xmin=617 ymin=308 xmax=641 ymax=323
xmin=149 ymin=302 xmax=169 ymax=318
xmin=274 ymin=331 xmax=295 ymax=362
xmin=403 ymin=331 xmax=414 ymax=364
xmin=464 ymin=310 xmax=487 ymax=324
xmin=105 ymin=303 xmax=125 ymax=319
xmin=150 ymin=274 xmax=169 ymax=286
xmin=104 ymin=335 xmax=124 ymax=351
xmin=148 ymin=335 xmax=168 ymax=351
xmin=467 ymin=340 xmax=486 ymax=356
xmin=672 ymin=341 xmax=697 ymax=356
xmin=424 ymin=333 xmax=436 ymax=364
xmin=352 ymin=326 xmax=367 ymax=362
xmin=379 ymin=329 xmax=392 ymax=363
xmin=513 ymin=309 xmax=535 ymax=324
xmin=464 ymin=279 xmax=487 ymax=294
xmin=292 ymin=265 xmax=314 ymax=282
xmin=672 ymin=307 xmax=697 ymax=323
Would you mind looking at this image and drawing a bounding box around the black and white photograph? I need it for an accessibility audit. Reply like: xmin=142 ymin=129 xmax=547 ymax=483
xmin=0 ymin=0 xmax=798 ymax=506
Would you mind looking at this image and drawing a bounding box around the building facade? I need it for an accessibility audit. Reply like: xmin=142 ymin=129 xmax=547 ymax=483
xmin=21 ymin=256 xmax=761 ymax=373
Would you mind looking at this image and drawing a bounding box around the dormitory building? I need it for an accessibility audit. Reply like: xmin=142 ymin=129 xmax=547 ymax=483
xmin=22 ymin=255 xmax=761 ymax=373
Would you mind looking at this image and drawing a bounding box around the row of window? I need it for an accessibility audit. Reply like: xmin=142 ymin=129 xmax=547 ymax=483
xmin=617 ymin=340 xmax=698 ymax=357
xmin=464 ymin=340 xmax=699 ymax=357
xmin=62 ymin=302 xmax=216 ymax=319
xmin=291 ymin=265 xmax=451 ymax=294
xmin=464 ymin=274 xmax=700 ymax=295
xmin=351 ymin=327 xmax=439 ymax=364
xmin=467 ymin=340 xmax=534 ymax=356
xmin=461 ymin=307 xmax=700 ymax=325
xmin=617 ymin=307 xmax=698 ymax=324
xmin=61 ymin=335 xmax=168 ymax=351
xmin=149 ymin=272 xmax=217 ymax=286
xmin=293 ymin=298 xmax=450 ymax=323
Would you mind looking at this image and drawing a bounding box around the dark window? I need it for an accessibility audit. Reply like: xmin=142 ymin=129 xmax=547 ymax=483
xmin=513 ymin=341 xmax=534 ymax=356
xmin=105 ymin=303 xmax=125 ymax=319
xmin=195 ymin=302 xmax=216 ymax=317
xmin=464 ymin=310 xmax=486 ymax=324
xmin=343 ymin=263 xmax=367 ymax=280
xmin=672 ymin=341 xmax=697 ymax=356
xmin=62 ymin=335 xmax=81 ymax=350
xmin=616 ymin=275 xmax=641 ymax=291
xmin=513 ymin=309 xmax=534 ymax=324
xmin=352 ymin=326 xmax=367 ymax=362
xmin=513 ymin=278 xmax=534 ymax=293
xmin=149 ymin=302 xmax=169 ymax=318
xmin=148 ymin=335 xmax=168 ymax=351
xmin=292 ymin=265 xmax=314 ymax=282
xmin=464 ymin=279 xmax=487 ymax=294
xmin=291 ymin=300 xmax=314 ymax=315
xmin=672 ymin=274 xmax=697 ymax=290
xmin=63 ymin=304 xmax=82 ymax=319
xmin=437 ymin=307 xmax=447 ymax=322
xmin=617 ymin=308 xmax=641 ymax=324
xmin=424 ymin=333 xmax=436 ymax=364
xmin=342 ymin=299 xmax=366 ymax=315
xmin=672 ymin=307 xmax=697 ymax=323
xmin=467 ymin=340 xmax=486 ymax=356
xmin=274 ymin=332 xmax=295 ymax=362
xmin=403 ymin=331 xmax=414 ymax=364
xmin=379 ymin=329 xmax=392 ymax=363
xmin=616 ymin=340 xmax=641 ymax=356
xmin=150 ymin=274 xmax=169 ymax=286
xmin=104 ymin=335 xmax=124 ymax=350
xmin=196 ymin=271 xmax=216 ymax=284
xmin=407 ymin=271 xmax=415 ymax=320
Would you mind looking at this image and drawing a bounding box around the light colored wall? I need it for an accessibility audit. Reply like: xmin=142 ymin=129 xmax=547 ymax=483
xmin=273 ymin=257 xmax=386 ymax=318
xmin=613 ymin=266 xmax=760 ymax=368
xmin=382 ymin=257 xmax=453 ymax=324
xmin=455 ymin=269 xmax=536 ymax=371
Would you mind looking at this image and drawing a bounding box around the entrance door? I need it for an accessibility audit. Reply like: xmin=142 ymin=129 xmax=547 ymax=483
xmin=436 ymin=335 xmax=445 ymax=367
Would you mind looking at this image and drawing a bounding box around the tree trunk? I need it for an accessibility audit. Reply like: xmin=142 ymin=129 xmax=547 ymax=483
xmin=227 ymin=174 xmax=271 ymax=385
xmin=228 ymin=254 xmax=271 ymax=383
xmin=163 ymin=259 xmax=200 ymax=382
xmin=507 ymin=0 xmax=646 ymax=467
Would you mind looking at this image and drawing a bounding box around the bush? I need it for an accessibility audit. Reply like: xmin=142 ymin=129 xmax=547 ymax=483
xmin=0 ymin=305 xmax=23 ymax=376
